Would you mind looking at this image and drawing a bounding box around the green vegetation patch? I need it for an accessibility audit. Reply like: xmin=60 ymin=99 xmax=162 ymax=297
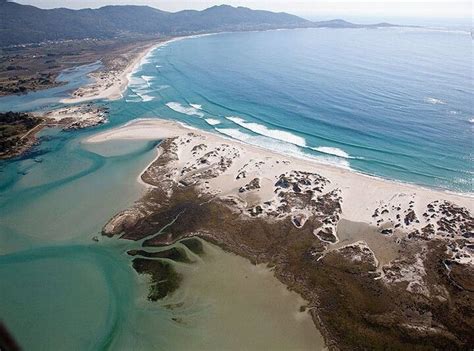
xmin=132 ymin=258 xmax=182 ymax=301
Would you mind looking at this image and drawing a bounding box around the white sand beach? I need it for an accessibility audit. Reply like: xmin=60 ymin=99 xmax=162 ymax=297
xmin=60 ymin=43 xmax=157 ymax=104
xmin=87 ymin=118 xmax=473 ymax=233
xmin=61 ymin=35 xmax=214 ymax=104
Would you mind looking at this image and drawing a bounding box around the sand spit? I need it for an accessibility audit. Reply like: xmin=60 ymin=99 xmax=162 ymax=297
xmin=60 ymin=40 xmax=160 ymax=104
xmin=61 ymin=35 xmax=215 ymax=104
xmin=87 ymin=118 xmax=472 ymax=221
xmin=89 ymin=118 xmax=474 ymax=350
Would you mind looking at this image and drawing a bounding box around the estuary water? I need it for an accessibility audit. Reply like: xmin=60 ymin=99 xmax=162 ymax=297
xmin=0 ymin=26 xmax=472 ymax=350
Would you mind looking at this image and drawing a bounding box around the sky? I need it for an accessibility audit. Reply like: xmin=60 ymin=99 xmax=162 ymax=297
xmin=14 ymin=0 xmax=473 ymax=21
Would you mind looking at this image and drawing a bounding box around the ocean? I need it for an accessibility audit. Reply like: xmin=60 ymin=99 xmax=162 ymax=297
xmin=122 ymin=27 xmax=473 ymax=193
xmin=0 ymin=26 xmax=472 ymax=350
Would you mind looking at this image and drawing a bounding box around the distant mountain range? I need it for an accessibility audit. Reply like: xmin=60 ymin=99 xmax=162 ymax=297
xmin=0 ymin=0 xmax=400 ymax=47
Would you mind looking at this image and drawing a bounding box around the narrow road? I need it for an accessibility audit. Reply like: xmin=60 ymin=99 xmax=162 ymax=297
xmin=19 ymin=122 xmax=45 ymax=140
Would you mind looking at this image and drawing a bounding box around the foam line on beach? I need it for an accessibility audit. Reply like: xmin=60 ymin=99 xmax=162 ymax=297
xmin=216 ymin=128 xmax=350 ymax=168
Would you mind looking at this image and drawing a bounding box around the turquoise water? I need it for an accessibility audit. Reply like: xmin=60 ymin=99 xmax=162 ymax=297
xmin=2 ymin=28 xmax=471 ymax=191
xmin=0 ymin=27 xmax=472 ymax=350
xmin=0 ymin=61 xmax=101 ymax=112
xmin=118 ymin=28 xmax=472 ymax=192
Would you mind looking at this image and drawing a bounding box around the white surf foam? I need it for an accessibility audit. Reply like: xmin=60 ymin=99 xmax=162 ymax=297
xmin=166 ymin=102 xmax=204 ymax=118
xmin=190 ymin=104 xmax=202 ymax=110
xmin=141 ymin=75 xmax=154 ymax=87
xmin=216 ymin=128 xmax=350 ymax=169
xmin=135 ymin=90 xmax=154 ymax=102
xmin=469 ymin=118 xmax=474 ymax=124
xmin=205 ymin=118 xmax=221 ymax=126
xmin=129 ymin=76 xmax=145 ymax=86
xmin=226 ymin=116 xmax=307 ymax=147
xmin=125 ymin=98 xmax=142 ymax=103
xmin=312 ymin=146 xmax=351 ymax=159
xmin=425 ymin=97 xmax=446 ymax=105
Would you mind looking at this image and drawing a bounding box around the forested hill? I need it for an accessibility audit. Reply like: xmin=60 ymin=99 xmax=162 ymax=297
xmin=0 ymin=0 xmax=397 ymax=46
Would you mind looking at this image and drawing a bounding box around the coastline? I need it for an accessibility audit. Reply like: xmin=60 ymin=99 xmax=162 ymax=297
xmin=59 ymin=41 xmax=161 ymax=104
xmin=90 ymin=118 xmax=473 ymax=349
xmin=60 ymin=34 xmax=217 ymax=105
xmin=86 ymin=118 xmax=472 ymax=220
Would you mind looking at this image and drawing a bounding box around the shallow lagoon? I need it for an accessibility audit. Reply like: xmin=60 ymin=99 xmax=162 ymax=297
xmin=0 ymin=116 xmax=323 ymax=350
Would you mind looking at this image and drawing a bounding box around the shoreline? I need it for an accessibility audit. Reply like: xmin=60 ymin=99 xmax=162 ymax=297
xmin=93 ymin=117 xmax=474 ymax=199
xmin=93 ymin=117 xmax=473 ymax=349
xmin=60 ymin=34 xmax=218 ymax=105
xmin=86 ymin=118 xmax=472 ymax=214
xmin=68 ymin=30 xmax=471 ymax=197
xmin=60 ymin=42 xmax=159 ymax=104
xmin=59 ymin=41 xmax=160 ymax=104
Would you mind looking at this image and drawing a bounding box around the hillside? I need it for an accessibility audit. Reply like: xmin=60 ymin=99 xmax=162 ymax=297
xmin=0 ymin=1 xmax=396 ymax=47
xmin=0 ymin=1 xmax=311 ymax=46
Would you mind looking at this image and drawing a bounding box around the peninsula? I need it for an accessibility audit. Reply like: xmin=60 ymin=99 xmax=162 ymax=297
xmin=89 ymin=119 xmax=474 ymax=350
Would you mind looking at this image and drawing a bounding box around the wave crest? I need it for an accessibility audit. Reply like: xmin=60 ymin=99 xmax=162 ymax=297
xmin=205 ymin=118 xmax=221 ymax=126
xmin=166 ymin=102 xmax=204 ymax=118
xmin=226 ymin=116 xmax=306 ymax=147
xmin=216 ymin=128 xmax=350 ymax=169
xmin=313 ymin=146 xmax=351 ymax=159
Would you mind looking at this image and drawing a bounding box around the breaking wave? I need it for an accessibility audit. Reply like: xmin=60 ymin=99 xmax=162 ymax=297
xmin=226 ymin=116 xmax=307 ymax=147
xmin=312 ymin=146 xmax=351 ymax=159
xmin=135 ymin=91 xmax=154 ymax=102
xmin=141 ymin=75 xmax=154 ymax=87
xmin=205 ymin=118 xmax=221 ymax=126
xmin=216 ymin=128 xmax=350 ymax=168
xmin=127 ymin=75 xmax=157 ymax=102
xmin=166 ymin=102 xmax=204 ymax=117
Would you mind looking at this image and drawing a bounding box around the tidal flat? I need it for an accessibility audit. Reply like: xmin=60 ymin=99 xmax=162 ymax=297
xmin=98 ymin=119 xmax=473 ymax=350
xmin=0 ymin=131 xmax=325 ymax=350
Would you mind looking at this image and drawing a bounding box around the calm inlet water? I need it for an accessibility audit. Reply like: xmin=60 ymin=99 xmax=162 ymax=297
xmin=0 ymin=27 xmax=472 ymax=350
